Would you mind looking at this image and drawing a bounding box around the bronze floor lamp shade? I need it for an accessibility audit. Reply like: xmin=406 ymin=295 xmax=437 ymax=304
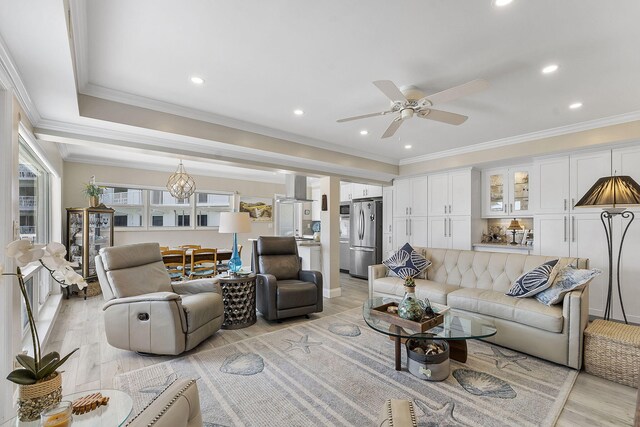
xmin=575 ymin=175 xmax=640 ymax=324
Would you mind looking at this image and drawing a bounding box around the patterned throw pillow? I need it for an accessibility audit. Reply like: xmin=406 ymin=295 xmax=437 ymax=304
xmin=382 ymin=242 xmax=431 ymax=280
xmin=506 ymin=259 xmax=559 ymax=298
xmin=535 ymin=265 xmax=602 ymax=306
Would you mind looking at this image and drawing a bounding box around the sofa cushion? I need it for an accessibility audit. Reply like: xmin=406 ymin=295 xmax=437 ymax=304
xmin=383 ymin=242 xmax=431 ymax=279
xmin=506 ymin=259 xmax=558 ymax=298
xmin=535 ymin=266 xmax=601 ymax=305
xmin=277 ymin=280 xmax=317 ymax=309
xmin=448 ymin=288 xmax=564 ymax=333
xmin=372 ymin=277 xmax=457 ymax=306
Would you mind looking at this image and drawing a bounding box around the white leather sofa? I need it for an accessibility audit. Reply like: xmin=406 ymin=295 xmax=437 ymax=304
xmin=127 ymin=378 xmax=202 ymax=427
xmin=369 ymin=247 xmax=590 ymax=369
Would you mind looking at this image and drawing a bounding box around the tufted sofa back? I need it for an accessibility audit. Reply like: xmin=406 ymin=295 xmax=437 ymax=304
xmin=419 ymin=248 xmax=588 ymax=293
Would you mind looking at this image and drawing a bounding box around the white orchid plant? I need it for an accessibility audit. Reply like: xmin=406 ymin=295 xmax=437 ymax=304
xmin=1 ymin=239 xmax=85 ymax=385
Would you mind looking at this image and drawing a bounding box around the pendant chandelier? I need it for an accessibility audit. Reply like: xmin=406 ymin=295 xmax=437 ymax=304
xmin=167 ymin=160 xmax=196 ymax=201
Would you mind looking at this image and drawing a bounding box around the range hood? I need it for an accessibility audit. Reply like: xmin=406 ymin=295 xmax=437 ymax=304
xmin=277 ymin=175 xmax=314 ymax=203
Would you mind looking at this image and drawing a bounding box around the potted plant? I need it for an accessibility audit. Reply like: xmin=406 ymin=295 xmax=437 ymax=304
xmin=2 ymin=240 xmax=85 ymax=421
xmin=83 ymin=176 xmax=104 ymax=207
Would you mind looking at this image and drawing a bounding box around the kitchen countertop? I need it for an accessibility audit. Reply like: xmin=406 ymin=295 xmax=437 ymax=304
xmin=473 ymin=242 xmax=534 ymax=250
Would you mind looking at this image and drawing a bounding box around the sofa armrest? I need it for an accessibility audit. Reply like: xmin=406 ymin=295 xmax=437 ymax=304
xmin=128 ymin=379 xmax=202 ymax=427
xmin=256 ymin=273 xmax=278 ymax=321
xmin=172 ymin=278 xmax=221 ymax=295
xmin=300 ymin=270 xmax=323 ymax=312
xmin=102 ymin=292 xmax=180 ymax=310
xmin=368 ymin=264 xmax=388 ymax=298
xmin=562 ymin=285 xmax=590 ymax=369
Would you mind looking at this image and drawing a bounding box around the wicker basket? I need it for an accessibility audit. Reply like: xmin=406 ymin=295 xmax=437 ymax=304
xmin=584 ymin=319 xmax=640 ymax=387
xmin=17 ymin=371 xmax=62 ymax=421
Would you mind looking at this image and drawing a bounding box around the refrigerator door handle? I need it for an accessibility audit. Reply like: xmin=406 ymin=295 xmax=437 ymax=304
xmin=350 ymin=247 xmax=374 ymax=252
xmin=360 ymin=209 xmax=365 ymax=240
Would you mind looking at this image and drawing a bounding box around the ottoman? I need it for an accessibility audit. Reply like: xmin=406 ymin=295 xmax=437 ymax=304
xmin=584 ymin=319 xmax=640 ymax=387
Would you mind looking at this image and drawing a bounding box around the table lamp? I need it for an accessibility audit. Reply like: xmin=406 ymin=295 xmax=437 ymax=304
xmin=574 ymin=175 xmax=640 ymax=324
xmin=507 ymin=218 xmax=523 ymax=245
xmin=219 ymin=212 xmax=251 ymax=274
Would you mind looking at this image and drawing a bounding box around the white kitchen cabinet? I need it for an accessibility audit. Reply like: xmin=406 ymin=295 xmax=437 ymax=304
xmin=428 ymin=169 xmax=474 ymax=216
xmin=531 ymin=157 xmax=570 ymax=214
xmin=534 ymin=213 xmax=610 ymax=319
xmin=352 ymin=183 xmax=382 ymax=199
xmin=613 ymin=145 xmax=640 ymax=214
xmin=615 ymin=214 xmax=640 ymax=324
xmin=428 ymin=216 xmax=473 ymax=250
xmin=393 ymin=176 xmax=428 ymax=217
xmin=570 ymin=150 xmax=612 ymax=213
xmin=482 ymin=165 xmax=532 ymax=217
xmin=382 ymin=187 xmax=393 ymax=234
xmin=533 ymin=150 xmax=611 ymax=215
xmin=297 ymin=243 xmax=322 ymax=271
xmin=393 ymin=216 xmax=428 ymax=248
xmin=382 ymin=233 xmax=393 ymax=258
xmin=340 ymin=182 xmax=353 ymax=202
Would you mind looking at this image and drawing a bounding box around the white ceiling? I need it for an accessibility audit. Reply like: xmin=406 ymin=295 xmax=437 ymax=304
xmin=2 ymin=0 xmax=640 ymax=180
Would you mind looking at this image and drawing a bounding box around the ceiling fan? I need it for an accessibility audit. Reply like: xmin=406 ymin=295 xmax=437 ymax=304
xmin=337 ymin=79 xmax=489 ymax=138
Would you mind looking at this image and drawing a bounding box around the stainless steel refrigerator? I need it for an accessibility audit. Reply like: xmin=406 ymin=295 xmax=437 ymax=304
xmin=350 ymin=199 xmax=383 ymax=279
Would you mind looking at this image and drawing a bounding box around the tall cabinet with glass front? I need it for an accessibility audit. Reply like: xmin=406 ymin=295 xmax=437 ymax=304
xmin=66 ymin=207 xmax=115 ymax=279
xmin=482 ymin=166 xmax=531 ymax=217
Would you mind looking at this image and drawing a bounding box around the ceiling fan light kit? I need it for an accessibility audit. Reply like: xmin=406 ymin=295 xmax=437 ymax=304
xmin=338 ymin=79 xmax=489 ymax=138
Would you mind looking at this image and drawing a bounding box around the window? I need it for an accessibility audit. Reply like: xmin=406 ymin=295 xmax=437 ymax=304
xmin=19 ymin=138 xmax=50 ymax=243
xmin=195 ymin=192 xmax=232 ymax=228
xmin=101 ymin=187 xmax=144 ymax=227
xmin=149 ymin=190 xmax=191 ymax=228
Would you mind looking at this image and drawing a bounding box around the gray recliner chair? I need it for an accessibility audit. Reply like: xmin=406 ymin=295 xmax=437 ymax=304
xmin=252 ymin=236 xmax=323 ymax=321
xmin=95 ymin=242 xmax=224 ymax=355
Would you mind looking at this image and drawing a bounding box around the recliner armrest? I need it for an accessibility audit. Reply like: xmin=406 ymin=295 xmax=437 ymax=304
xmin=102 ymin=292 xmax=180 ymax=311
xmin=172 ymin=278 xmax=221 ymax=295
xmin=299 ymin=270 xmax=322 ymax=285
xmin=255 ymin=273 xmax=278 ymax=321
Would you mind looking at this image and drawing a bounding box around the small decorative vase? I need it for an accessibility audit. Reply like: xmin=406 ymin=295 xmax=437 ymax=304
xmin=89 ymin=196 xmax=99 ymax=207
xmin=17 ymin=371 xmax=62 ymax=421
xmin=398 ymin=281 xmax=424 ymax=322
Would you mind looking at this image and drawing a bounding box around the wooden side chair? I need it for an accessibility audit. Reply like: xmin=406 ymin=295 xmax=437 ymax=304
xmin=161 ymin=249 xmax=186 ymax=281
xmin=189 ymin=248 xmax=218 ymax=279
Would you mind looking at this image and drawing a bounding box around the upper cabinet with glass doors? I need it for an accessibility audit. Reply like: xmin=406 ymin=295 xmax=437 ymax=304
xmin=482 ymin=166 xmax=532 ymax=217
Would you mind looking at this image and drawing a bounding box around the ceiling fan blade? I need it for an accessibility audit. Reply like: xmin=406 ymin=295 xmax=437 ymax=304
xmin=418 ymin=109 xmax=468 ymax=125
xmin=426 ymin=79 xmax=489 ymax=105
xmin=381 ymin=117 xmax=404 ymax=139
xmin=373 ymin=80 xmax=407 ymax=102
xmin=336 ymin=110 xmax=392 ymax=123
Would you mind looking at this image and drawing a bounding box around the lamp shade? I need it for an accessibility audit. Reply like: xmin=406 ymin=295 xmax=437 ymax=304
xmin=574 ymin=175 xmax=640 ymax=209
xmin=507 ymin=219 xmax=522 ymax=231
xmin=218 ymin=212 xmax=251 ymax=233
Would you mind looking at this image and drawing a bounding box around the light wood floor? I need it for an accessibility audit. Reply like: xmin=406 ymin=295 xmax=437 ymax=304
xmin=45 ymin=274 xmax=637 ymax=426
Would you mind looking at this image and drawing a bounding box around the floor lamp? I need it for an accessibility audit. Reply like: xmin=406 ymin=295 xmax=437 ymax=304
xmin=219 ymin=211 xmax=251 ymax=274
xmin=574 ymin=175 xmax=640 ymax=324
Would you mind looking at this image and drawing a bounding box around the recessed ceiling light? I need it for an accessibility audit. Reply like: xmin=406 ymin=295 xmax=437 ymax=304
xmin=569 ymin=102 xmax=583 ymax=109
xmin=293 ymin=109 xmax=304 ymax=116
xmin=404 ymin=144 xmax=412 ymax=149
xmin=493 ymin=0 xmax=513 ymax=7
xmin=360 ymin=130 xmax=368 ymax=135
xmin=542 ymin=64 xmax=559 ymax=74
xmin=190 ymin=76 xmax=204 ymax=85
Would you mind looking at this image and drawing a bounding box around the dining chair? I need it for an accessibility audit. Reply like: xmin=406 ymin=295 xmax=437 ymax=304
xmin=159 ymin=246 xmax=169 ymax=252
xmin=161 ymin=249 xmax=186 ymax=281
xmin=179 ymin=244 xmax=201 ymax=249
xmin=189 ymin=248 xmax=218 ymax=279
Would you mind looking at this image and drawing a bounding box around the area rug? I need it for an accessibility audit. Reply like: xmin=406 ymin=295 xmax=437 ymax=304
xmin=114 ymin=308 xmax=577 ymax=426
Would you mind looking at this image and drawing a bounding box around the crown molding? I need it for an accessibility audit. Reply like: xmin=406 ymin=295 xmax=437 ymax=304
xmin=0 ymin=34 xmax=41 ymax=125
xmin=68 ymin=0 xmax=88 ymax=91
xmin=399 ymin=110 xmax=640 ymax=165
xmin=79 ymin=83 xmax=396 ymax=165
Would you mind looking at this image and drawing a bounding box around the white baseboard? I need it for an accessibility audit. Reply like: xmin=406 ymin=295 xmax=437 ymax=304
xmin=323 ymin=287 xmax=342 ymax=298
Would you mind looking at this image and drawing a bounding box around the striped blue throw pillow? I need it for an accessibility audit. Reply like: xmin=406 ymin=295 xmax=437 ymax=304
xmin=506 ymin=259 xmax=559 ymax=298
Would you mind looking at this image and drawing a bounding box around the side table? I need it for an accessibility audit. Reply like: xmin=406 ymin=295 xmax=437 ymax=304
xmin=218 ymin=273 xmax=257 ymax=329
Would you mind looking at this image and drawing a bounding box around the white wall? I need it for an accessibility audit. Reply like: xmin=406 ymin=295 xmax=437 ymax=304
xmin=63 ymin=162 xmax=285 ymax=266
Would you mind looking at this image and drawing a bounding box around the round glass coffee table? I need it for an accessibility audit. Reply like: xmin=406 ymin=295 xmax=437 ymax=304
xmin=363 ymin=297 xmax=497 ymax=371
